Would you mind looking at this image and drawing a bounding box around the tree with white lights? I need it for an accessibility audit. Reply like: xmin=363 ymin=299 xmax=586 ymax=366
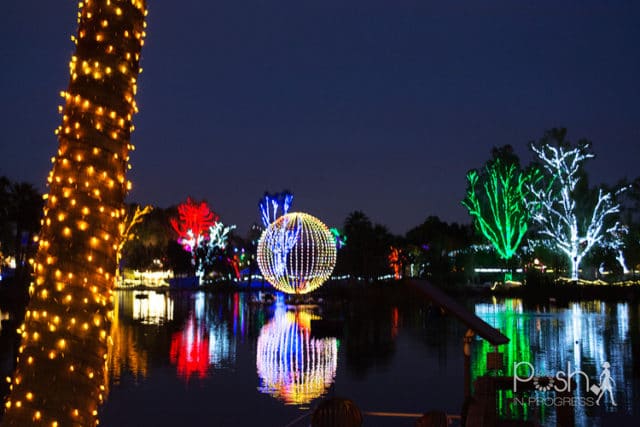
xmin=195 ymin=221 xmax=236 ymax=281
xmin=526 ymin=129 xmax=625 ymax=281
xmin=596 ymin=179 xmax=640 ymax=274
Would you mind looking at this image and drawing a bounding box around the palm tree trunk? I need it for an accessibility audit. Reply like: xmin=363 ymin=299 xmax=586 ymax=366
xmin=2 ymin=1 xmax=147 ymax=426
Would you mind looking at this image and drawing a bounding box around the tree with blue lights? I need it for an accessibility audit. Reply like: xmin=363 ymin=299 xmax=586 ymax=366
xmin=259 ymin=190 xmax=293 ymax=228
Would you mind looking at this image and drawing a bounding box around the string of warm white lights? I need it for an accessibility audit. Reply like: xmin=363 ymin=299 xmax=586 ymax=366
xmin=2 ymin=1 xmax=147 ymax=426
xmin=257 ymin=213 xmax=336 ymax=295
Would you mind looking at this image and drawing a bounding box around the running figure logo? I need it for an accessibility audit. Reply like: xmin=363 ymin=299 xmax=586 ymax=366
xmin=590 ymin=361 xmax=617 ymax=406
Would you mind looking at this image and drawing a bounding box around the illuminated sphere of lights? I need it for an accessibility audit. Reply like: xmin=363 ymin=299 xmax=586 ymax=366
xmin=257 ymin=212 xmax=336 ymax=294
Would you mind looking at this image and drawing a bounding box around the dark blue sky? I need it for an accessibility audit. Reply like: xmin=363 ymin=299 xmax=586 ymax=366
xmin=1 ymin=0 xmax=639 ymax=235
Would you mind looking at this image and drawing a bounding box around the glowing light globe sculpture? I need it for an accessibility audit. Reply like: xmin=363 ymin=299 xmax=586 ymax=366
xmin=257 ymin=212 xmax=336 ymax=294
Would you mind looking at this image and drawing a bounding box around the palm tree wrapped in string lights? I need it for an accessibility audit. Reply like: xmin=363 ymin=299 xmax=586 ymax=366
xmin=2 ymin=1 xmax=147 ymax=426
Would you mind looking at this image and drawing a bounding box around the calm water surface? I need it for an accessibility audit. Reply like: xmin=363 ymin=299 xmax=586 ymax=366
xmin=2 ymin=289 xmax=639 ymax=426
xmin=472 ymin=298 xmax=639 ymax=427
xmin=101 ymin=290 xmax=467 ymax=426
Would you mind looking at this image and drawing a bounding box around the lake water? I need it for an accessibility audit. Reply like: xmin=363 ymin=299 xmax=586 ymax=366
xmin=1 ymin=288 xmax=639 ymax=426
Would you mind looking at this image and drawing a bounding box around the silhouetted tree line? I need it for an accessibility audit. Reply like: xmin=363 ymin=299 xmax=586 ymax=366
xmin=0 ymin=177 xmax=516 ymax=286
xmin=0 ymin=176 xmax=43 ymax=280
xmin=0 ymin=177 xmax=498 ymax=283
xmin=333 ymin=211 xmax=487 ymax=284
xmin=4 ymin=129 xmax=640 ymax=285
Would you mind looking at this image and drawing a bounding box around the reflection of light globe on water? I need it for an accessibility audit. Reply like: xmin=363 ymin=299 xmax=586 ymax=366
xmin=257 ymin=212 xmax=336 ymax=294
xmin=256 ymin=309 xmax=338 ymax=405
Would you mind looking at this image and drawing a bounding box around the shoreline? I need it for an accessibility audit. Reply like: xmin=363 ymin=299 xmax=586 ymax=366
xmin=110 ymin=277 xmax=640 ymax=304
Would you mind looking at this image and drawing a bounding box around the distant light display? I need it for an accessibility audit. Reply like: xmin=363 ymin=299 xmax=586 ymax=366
xmin=257 ymin=212 xmax=336 ymax=294
xmin=388 ymin=246 xmax=403 ymax=279
xmin=256 ymin=308 xmax=338 ymax=405
xmin=330 ymin=227 xmax=347 ymax=249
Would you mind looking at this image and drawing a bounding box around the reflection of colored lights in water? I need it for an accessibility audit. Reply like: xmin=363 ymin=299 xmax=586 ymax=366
xmin=231 ymin=293 xmax=248 ymax=338
xmin=133 ymin=291 xmax=174 ymax=324
xmin=0 ymin=310 xmax=9 ymax=332
xmin=391 ymin=307 xmax=399 ymax=339
xmin=256 ymin=309 xmax=338 ymax=405
xmin=170 ymin=316 xmax=210 ymax=380
xmin=473 ymin=299 xmax=635 ymax=422
xmin=474 ymin=299 xmax=529 ymax=379
xmin=169 ymin=297 xmax=236 ymax=381
xmin=616 ymin=303 xmax=629 ymax=339
xmin=474 ymin=299 xmax=533 ymax=421
xmin=108 ymin=299 xmax=148 ymax=385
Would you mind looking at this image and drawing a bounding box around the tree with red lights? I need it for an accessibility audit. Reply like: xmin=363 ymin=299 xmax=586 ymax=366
xmin=170 ymin=197 xmax=218 ymax=258
xmin=388 ymin=246 xmax=405 ymax=280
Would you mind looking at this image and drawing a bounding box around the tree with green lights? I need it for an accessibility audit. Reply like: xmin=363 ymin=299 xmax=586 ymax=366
xmin=462 ymin=146 xmax=541 ymax=262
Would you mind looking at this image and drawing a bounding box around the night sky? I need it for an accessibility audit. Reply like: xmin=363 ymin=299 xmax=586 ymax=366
xmin=1 ymin=0 xmax=639 ymax=235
